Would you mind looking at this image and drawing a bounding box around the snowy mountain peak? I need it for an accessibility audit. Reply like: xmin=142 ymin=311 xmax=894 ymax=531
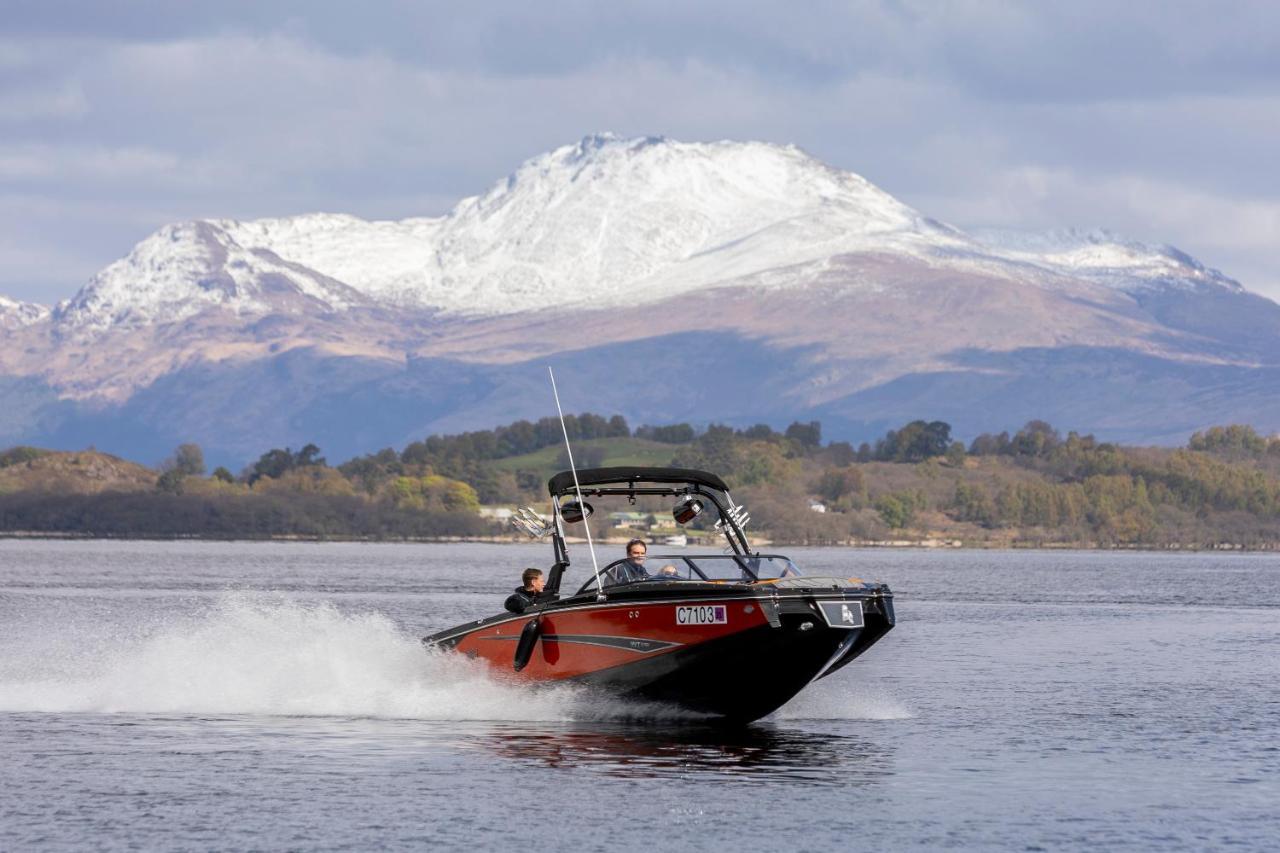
xmin=420 ymin=134 xmax=944 ymax=312
xmin=972 ymin=227 xmax=1244 ymax=295
xmin=493 ymin=133 xmax=909 ymax=220
xmin=0 ymin=295 xmax=50 ymax=329
xmin=55 ymin=220 xmax=367 ymax=334
xmin=169 ymin=134 xmax=951 ymax=321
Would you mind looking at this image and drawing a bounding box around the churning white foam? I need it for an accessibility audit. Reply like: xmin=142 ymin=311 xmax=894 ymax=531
xmin=0 ymin=595 xmax=592 ymax=719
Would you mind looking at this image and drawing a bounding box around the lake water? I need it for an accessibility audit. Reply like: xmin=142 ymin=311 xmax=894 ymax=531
xmin=1 ymin=541 xmax=1277 ymax=850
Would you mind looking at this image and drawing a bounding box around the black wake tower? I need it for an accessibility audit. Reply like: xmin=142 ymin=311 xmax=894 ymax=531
xmin=543 ymin=466 xmax=750 ymax=598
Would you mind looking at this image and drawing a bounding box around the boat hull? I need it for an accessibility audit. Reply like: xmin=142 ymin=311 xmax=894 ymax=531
xmin=428 ymin=583 xmax=894 ymax=723
xmin=577 ymin=621 xmax=866 ymax=721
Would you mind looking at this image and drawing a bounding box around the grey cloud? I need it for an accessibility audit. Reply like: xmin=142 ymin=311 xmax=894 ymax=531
xmin=6 ymin=1 xmax=1280 ymax=96
xmin=0 ymin=81 xmax=87 ymax=121
xmin=0 ymin=3 xmax=1276 ymax=302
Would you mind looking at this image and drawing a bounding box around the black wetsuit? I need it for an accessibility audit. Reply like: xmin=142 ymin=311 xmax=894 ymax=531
xmin=504 ymin=586 xmax=538 ymax=614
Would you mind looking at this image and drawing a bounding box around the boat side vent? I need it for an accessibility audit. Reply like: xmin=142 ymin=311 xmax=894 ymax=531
xmin=760 ymin=599 xmax=782 ymax=628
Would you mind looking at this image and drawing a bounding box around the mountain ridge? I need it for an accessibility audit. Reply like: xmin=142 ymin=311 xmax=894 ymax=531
xmin=2 ymin=133 xmax=1278 ymax=464
xmin=20 ymin=133 xmax=1254 ymax=331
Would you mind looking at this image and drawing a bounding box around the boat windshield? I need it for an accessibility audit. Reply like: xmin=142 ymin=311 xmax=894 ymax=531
xmin=576 ymin=554 xmax=801 ymax=593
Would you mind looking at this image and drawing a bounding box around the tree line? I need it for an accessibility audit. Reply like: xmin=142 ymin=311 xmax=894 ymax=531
xmin=5 ymin=416 xmax=1280 ymax=546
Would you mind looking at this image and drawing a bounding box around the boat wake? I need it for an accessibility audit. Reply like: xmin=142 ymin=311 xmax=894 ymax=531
xmin=0 ymin=593 xmax=904 ymax=722
xmin=0 ymin=595 xmax=577 ymax=719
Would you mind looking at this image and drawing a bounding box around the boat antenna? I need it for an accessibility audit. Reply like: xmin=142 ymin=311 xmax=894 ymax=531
xmin=548 ymin=366 xmax=604 ymax=599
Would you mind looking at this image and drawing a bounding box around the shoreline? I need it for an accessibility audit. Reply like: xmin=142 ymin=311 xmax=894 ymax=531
xmin=1 ymin=530 xmax=1276 ymax=552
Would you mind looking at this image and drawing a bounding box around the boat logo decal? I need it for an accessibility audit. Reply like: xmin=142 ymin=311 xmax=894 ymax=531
xmin=544 ymin=634 xmax=681 ymax=653
xmin=479 ymin=634 xmax=681 ymax=654
xmin=676 ymin=605 xmax=727 ymax=626
xmin=816 ymin=600 xmax=865 ymax=629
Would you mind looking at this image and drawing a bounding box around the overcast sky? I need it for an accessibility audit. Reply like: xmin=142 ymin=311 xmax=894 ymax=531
xmin=2 ymin=0 xmax=1278 ymax=302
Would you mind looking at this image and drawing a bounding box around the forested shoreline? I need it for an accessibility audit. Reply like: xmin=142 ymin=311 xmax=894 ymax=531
xmin=4 ymin=419 xmax=1280 ymax=549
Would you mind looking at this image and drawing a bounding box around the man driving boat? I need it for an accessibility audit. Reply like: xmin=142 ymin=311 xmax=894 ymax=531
xmin=611 ymin=539 xmax=650 ymax=583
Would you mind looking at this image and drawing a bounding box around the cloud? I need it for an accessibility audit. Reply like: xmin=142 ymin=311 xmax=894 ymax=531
xmin=0 ymin=3 xmax=1276 ymax=303
xmin=0 ymin=193 xmax=173 ymax=301
xmin=0 ymin=80 xmax=87 ymax=121
xmin=0 ymin=144 xmax=192 ymax=184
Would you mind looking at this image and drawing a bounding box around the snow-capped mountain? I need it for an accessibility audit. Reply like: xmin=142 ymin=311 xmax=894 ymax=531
xmin=0 ymin=295 xmax=50 ymax=330
xmin=41 ymin=133 xmax=1243 ymax=335
xmin=415 ymin=134 xmax=965 ymax=313
xmin=970 ymin=227 xmax=1244 ymax=295
xmin=53 ymin=133 xmax=969 ymax=331
xmin=2 ymin=133 xmax=1278 ymax=464
xmin=54 ymin=221 xmax=372 ymax=334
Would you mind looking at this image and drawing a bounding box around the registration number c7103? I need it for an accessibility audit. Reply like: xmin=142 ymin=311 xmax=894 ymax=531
xmin=675 ymin=605 xmax=728 ymax=625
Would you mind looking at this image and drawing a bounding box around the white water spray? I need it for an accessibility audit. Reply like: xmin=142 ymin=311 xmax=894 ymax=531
xmin=0 ymin=595 xmax=608 ymax=719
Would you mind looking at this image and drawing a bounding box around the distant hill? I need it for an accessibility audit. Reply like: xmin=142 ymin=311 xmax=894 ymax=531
xmin=3 ymin=134 xmax=1280 ymax=466
xmin=0 ymin=447 xmax=156 ymax=495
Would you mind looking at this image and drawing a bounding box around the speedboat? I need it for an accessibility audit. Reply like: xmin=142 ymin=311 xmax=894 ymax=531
xmin=424 ymin=466 xmax=895 ymax=723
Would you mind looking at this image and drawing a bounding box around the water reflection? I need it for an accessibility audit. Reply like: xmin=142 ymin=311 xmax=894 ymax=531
xmin=476 ymin=722 xmax=895 ymax=786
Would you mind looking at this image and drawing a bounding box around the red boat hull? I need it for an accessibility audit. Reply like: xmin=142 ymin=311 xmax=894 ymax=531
xmin=454 ymin=596 xmax=771 ymax=680
xmin=432 ymin=586 xmax=894 ymax=722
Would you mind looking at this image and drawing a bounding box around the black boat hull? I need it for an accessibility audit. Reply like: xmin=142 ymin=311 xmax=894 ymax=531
xmin=428 ymin=582 xmax=895 ymax=723
xmin=581 ymin=622 xmax=866 ymax=722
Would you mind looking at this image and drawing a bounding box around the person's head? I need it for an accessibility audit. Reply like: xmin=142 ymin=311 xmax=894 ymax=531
xmin=522 ymin=567 xmax=544 ymax=593
xmin=626 ymin=539 xmax=647 ymax=563
xmin=658 ymin=564 xmax=679 ymax=577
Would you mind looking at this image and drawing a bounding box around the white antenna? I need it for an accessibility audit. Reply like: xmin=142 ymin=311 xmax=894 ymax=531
xmin=549 ymin=367 xmax=604 ymax=599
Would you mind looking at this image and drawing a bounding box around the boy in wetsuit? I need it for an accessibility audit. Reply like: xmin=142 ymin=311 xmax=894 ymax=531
xmin=504 ymin=568 xmax=545 ymax=614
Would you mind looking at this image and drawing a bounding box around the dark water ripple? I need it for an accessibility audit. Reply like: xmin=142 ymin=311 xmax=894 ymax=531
xmin=1 ymin=540 xmax=1278 ymax=850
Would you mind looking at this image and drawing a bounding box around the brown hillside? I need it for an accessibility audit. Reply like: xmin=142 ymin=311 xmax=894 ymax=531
xmin=0 ymin=448 xmax=157 ymax=495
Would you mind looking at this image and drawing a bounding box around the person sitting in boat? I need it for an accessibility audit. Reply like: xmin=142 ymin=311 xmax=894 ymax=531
xmin=610 ymin=539 xmax=651 ymax=584
xmin=504 ymin=568 xmax=545 ymax=614
xmin=657 ymin=563 xmax=681 ymax=579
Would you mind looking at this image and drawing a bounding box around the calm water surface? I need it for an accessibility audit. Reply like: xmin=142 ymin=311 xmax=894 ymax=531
xmin=1 ymin=541 xmax=1277 ymax=850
